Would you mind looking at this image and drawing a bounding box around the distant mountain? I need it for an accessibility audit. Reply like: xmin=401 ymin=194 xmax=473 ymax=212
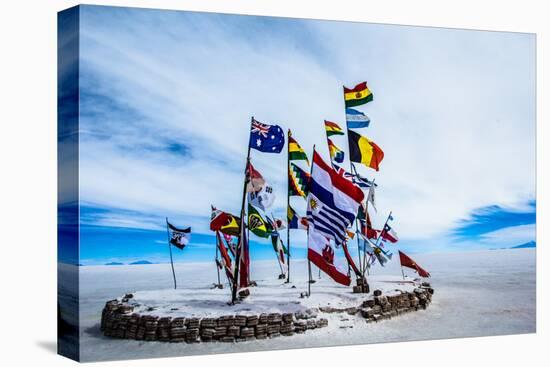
xmin=105 ymin=262 xmax=124 ymax=266
xmin=490 ymin=241 xmax=536 ymax=251
xmin=129 ymin=260 xmax=154 ymax=265
xmin=511 ymin=241 xmax=536 ymax=249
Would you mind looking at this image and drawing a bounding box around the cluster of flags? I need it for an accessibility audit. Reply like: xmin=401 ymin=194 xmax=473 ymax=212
xmin=166 ymin=81 xmax=431 ymax=300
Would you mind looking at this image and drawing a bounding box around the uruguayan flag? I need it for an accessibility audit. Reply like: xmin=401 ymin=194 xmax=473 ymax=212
xmin=307 ymin=151 xmax=364 ymax=246
xmin=345 ymin=108 xmax=370 ymax=129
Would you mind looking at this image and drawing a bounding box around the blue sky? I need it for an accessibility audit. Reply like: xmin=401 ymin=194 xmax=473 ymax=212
xmin=66 ymin=5 xmax=536 ymax=265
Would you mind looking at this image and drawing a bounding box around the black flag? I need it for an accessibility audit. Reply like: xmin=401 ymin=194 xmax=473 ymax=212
xmin=167 ymin=222 xmax=191 ymax=250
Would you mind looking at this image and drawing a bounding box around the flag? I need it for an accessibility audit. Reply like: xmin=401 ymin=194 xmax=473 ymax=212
xmin=216 ymin=231 xmax=234 ymax=283
xmin=247 ymin=204 xmax=273 ymax=238
xmin=344 ymin=82 xmax=373 ymax=107
xmin=332 ymin=164 xmax=354 ymax=181
xmin=399 ymin=251 xmax=430 ymax=278
xmin=327 ymin=139 xmax=345 ymax=163
xmin=289 ymin=162 xmax=310 ymax=198
xmin=287 ymin=205 xmax=308 ymax=230
xmin=223 ymin=233 xmax=236 ymax=257
xmin=308 ymin=231 xmax=351 ymax=286
xmin=342 ymin=242 xmax=361 ymax=277
xmin=248 ymin=183 xmax=275 ymax=211
xmin=324 ymin=120 xmax=344 ymax=137
xmin=358 ymin=205 xmax=378 ymax=239
xmin=347 ymin=130 xmax=384 ymax=171
xmin=246 ymin=163 xmax=265 ymax=193
xmin=167 ymin=222 xmax=191 ymax=250
xmin=210 ymin=207 xmax=241 ymax=236
xmin=271 ymin=218 xmax=287 ymax=230
xmin=270 ymin=233 xmax=288 ymax=276
xmin=345 ymin=108 xmax=370 ymax=129
xmin=307 ymin=150 xmax=364 ymax=246
xmin=379 ymin=223 xmax=399 ymax=243
xmin=363 ymin=238 xmax=392 ymax=266
xmin=288 ymin=131 xmax=309 ymax=164
xmin=366 ymin=185 xmax=377 ymax=212
xmin=351 ymin=168 xmax=377 ymax=188
xmin=249 ymin=118 xmax=285 ymax=153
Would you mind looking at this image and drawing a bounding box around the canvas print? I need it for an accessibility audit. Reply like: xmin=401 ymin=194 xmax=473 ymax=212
xmin=57 ymin=5 xmax=536 ymax=362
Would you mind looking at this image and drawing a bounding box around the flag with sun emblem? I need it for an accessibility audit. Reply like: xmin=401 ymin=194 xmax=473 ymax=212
xmin=306 ymin=150 xmax=364 ymax=246
xmin=249 ymin=118 xmax=285 ymax=153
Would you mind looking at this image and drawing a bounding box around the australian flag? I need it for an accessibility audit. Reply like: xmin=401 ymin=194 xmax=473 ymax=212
xmin=249 ymin=118 xmax=285 ymax=153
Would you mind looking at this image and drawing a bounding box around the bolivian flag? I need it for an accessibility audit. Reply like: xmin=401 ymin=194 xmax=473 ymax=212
xmin=344 ymin=82 xmax=373 ymax=108
xmin=347 ymin=130 xmax=384 ymax=171
xmin=288 ymin=131 xmax=309 ymax=164
xmin=324 ymin=120 xmax=344 ymax=137
xmin=289 ymin=163 xmax=310 ymax=198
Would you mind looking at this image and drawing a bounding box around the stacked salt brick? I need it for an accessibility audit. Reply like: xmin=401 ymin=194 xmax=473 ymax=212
xmin=101 ymin=301 xmax=328 ymax=343
xmin=101 ymin=284 xmax=434 ymax=343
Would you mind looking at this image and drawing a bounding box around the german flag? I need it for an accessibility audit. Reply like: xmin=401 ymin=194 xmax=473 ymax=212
xmin=344 ymin=82 xmax=373 ymax=108
xmin=288 ymin=130 xmax=309 ymax=164
xmin=347 ymin=130 xmax=384 ymax=171
xmin=324 ymin=120 xmax=344 ymax=137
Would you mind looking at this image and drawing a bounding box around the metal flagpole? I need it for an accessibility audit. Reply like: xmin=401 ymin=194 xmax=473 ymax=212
xmin=231 ymin=117 xmax=254 ymax=304
xmin=286 ymin=129 xmax=291 ymax=283
xmin=165 ymin=218 xmax=177 ymax=290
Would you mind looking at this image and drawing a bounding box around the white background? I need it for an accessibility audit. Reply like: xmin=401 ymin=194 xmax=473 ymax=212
xmin=0 ymin=0 xmax=547 ymax=366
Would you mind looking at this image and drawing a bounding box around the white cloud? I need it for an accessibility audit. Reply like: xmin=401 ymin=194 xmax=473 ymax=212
xmin=76 ymin=7 xmax=535 ymax=241
xmin=478 ymin=224 xmax=536 ymax=247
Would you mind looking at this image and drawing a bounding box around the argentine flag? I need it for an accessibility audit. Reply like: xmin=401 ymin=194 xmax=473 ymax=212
xmin=346 ymin=108 xmax=370 ymax=129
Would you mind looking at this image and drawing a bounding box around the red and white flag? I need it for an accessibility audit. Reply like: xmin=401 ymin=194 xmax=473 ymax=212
xmin=306 ymin=151 xmax=363 ymax=286
xmin=379 ymin=223 xmax=399 ymax=243
xmin=308 ymin=231 xmax=351 ymax=286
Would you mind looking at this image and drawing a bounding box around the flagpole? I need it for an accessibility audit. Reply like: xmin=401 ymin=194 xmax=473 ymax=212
xmin=362 ymin=210 xmax=392 ymax=278
xmin=165 ymin=217 xmax=177 ymax=290
xmin=307 ymin=144 xmax=316 ymax=297
xmin=401 ymin=265 xmax=406 ymax=281
xmin=286 ymin=129 xmax=291 ymax=283
xmin=308 ymin=260 xmax=312 ymax=297
xmin=342 ymin=85 xmax=367 ymax=279
xmin=215 ymin=235 xmax=221 ymax=287
xmin=374 ymin=211 xmax=392 ymax=249
xmin=231 ymin=117 xmax=253 ymax=304
xmin=360 ymin=176 xmax=375 ymax=277
xmin=270 ymin=213 xmax=286 ymax=279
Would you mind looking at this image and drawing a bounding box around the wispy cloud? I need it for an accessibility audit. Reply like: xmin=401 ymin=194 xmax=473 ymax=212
xmin=77 ymin=6 xmax=535 ymax=248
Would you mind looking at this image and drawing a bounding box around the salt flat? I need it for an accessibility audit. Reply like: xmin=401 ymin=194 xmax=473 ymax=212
xmin=74 ymin=248 xmax=535 ymax=362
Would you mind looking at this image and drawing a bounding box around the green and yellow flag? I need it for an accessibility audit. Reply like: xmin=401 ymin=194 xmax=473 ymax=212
xmin=248 ymin=204 xmax=273 ymax=238
xmin=344 ymin=82 xmax=373 ymax=108
xmin=324 ymin=120 xmax=344 ymax=137
xmin=288 ymin=130 xmax=309 ymax=164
